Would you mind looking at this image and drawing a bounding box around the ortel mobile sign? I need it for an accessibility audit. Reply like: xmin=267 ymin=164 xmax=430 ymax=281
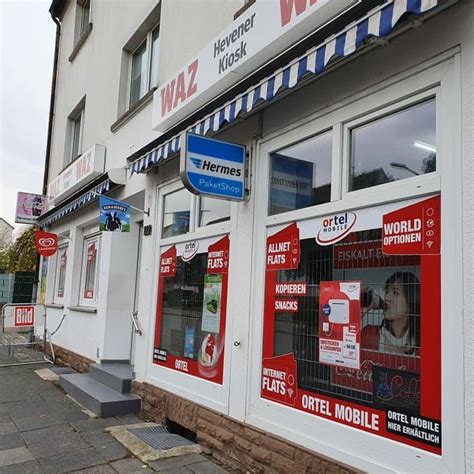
xmin=180 ymin=133 xmax=246 ymax=201
xmin=152 ymin=0 xmax=356 ymax=132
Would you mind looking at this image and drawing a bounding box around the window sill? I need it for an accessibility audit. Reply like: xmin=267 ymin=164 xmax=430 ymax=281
xmin=234 ymin=0 xmax=255 ymax=19
xmin=69 ymin=23 xmax=93 ymax=62
xmin=111 ymin=87 xmax=157 ymax=133
xmin=68 ymin=305 xmax=97 ymax=314
xmin=45 ymin=303 xmax=64 ymax=309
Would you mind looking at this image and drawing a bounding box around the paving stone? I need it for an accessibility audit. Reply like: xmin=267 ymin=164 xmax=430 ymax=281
xmin=0 ymin=446 xmax=34 ymax=468
xmin=94 ymin=440 xmax=129 ymax=462
xmin=38 ymin=446 xmax=107 ymax=473
xmin=0 ymin=421 xmax=18 ymax=435
xmin=111 ymin=457 xmax=153 ymax=472
xmin=20 ymin=424 xmax=85 ymax=446
xmin=71 ymin=417 xmax=125 ymax=433
xmin=71 ymin=464 xmax=117 ymax=473
xmin=13 ymin=413 xmax=68 ymax=431
xmin=0 ymin=414 xmax=10 ymax=423
xmin=0 ymin=459 xmax=44 ymax=473
xmin=27 ymin=433 xmax=91 ymax=459
xmin=157 ymin=468 xmax=192 ymax=474
xmin=80 ymin=428 xmax=116 ymax=446
xmin=150 ymin=454 xmax=207 ymax=472
xmin=115 ymin=414 xmax=143 ymax=424
xmin=0 ymin=432 xmax=25 ymax=450
xmin=187 ymin=461 xmax=228 ymax=473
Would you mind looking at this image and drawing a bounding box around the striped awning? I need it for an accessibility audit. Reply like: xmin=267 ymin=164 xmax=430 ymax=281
xmin=38 ymin=179 xmax=111 ymax=227
xmin=130 ymin=0 xmax=439 ymax=176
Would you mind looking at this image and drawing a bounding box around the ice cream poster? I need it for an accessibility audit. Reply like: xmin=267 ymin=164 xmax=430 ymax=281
xmin=201 ymin=274 xmax=223 ymax=333
xmin=319 ymin=281 xmax=361 ymax=370
xmin=99 ymin=196 xmax=130 ymax=232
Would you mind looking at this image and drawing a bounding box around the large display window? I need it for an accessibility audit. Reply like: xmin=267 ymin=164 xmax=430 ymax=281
xmin=153 ymin=234 xmax=229 ymax=384
xmin=261 ymin=195 xmax=441 ymax=454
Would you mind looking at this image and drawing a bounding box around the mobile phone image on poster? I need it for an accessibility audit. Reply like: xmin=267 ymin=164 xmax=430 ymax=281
xmin=201 ymin=274 xmax=223 ymax=333
xmin=319 ymin=281 xmax=361 ymax=370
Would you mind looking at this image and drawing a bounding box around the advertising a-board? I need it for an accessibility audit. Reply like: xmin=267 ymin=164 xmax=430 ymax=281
xmin=262 ymin=195 xmax=441 ymax=454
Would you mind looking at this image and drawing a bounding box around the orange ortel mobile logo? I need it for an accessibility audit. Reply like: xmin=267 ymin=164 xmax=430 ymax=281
xmin=316 ymin=212 xmax=357 ymax=246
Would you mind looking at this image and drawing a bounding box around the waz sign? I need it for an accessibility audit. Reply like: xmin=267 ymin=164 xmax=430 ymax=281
xmin=180 ymin=133 xmax=246 ymax=201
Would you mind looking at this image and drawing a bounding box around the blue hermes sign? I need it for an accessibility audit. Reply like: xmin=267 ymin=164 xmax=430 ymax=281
xmin=180 ymin=132 xmax=246 ymax=201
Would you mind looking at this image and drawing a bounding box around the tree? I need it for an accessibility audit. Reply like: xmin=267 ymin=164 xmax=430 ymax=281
xmin=0 ymin=227 xmax=37 ymax=273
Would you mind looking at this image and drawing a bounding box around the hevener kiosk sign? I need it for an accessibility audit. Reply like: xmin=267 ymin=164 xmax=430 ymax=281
xmin=152 ymin=0 xmax=356 ymax=132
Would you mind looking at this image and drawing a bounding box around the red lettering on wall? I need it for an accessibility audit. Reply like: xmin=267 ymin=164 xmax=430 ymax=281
xmin=160 ymin=79 xmax=176 ymax=117
xmin=279 ymin=0 xmax=318 ymax=27
xmin=187 ymin=59 xmax=198 ymax=97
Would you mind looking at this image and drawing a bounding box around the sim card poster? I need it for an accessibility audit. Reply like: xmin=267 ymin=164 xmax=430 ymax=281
xmin=261 ymin=195 xmax=442 ymax=455
xmin=319 ymin=281 xmax=361 ymax=370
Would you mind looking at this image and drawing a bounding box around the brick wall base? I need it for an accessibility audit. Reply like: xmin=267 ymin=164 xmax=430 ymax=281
xmin=132 ymin=380 xmax=357 ymax=474
xmin=45 ymin=343 xmax=94 ymax=373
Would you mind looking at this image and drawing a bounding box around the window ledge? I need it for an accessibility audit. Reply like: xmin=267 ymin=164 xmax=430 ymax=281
xmin=111 ymin=87 xmax=157 ymax=133
xmin=45 ymin=303 xmax=64 ymax=309
xmin=234 ymin=0 xmax=255 ymax=20
xmin=69 ymin=23 xmax=93 ymax=62
xmin=68 ymin=305 xmax=97 ymax=313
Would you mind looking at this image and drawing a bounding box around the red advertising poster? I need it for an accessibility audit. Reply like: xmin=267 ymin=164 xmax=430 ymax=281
xmin=262 ymin=353 xmax=298 ymax=406
xmin=383 ymin=195 xmax=440 ymax=255
xmin=14 ymin=306 xmax=35 ymax=327
xmin=35 ymin=231 xmax=58 ymax=257
xmin=153 ymin=235 xmax=229 ymax=384
xmin=266 ymin=223 xmax=300 ymax=270
xmin=160 ymin=246 xmax=177 ymax=277
xmin=319 ymin=281 xmax=361 ymax=370
xmin=262 ymin=195 xmax=441 ymax=454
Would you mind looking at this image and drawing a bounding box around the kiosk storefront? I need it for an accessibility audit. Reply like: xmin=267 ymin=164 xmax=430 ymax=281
xmin=129 ymin=0 xmax=468 ymax=471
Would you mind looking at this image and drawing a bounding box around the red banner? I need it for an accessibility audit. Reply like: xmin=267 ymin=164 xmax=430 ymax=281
xmin=262 ymin=353 xmax=298 ymax=406
xmin=35 ymin=231 xmax=58 ymax=257
xmin=207 ymin=235 xmax=229 ymax=273
xmin=266 ymin=223 xmax=300 ymax=271
xmin=160 ymin=246 xmax=177 ymax=277
xmin=383 ymin=195 xmax=440 ymax=255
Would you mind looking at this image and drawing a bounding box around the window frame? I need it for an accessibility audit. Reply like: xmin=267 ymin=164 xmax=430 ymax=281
xmin=127 ymin=24 xmax=160 ymax=108
xmin=249 ymin=55 xmax=462 ymax=472
xmin=65 ymin=100 xmax=85 ymax=166
xmin=53 ymin=244 xmax=69 ymax=304
xmin=341 ymin=88 xmax=439 ymax=200
xmin=79 ymin=233 xmax=101 ymax=307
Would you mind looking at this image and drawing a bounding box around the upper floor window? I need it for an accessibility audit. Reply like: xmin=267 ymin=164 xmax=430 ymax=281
xmin=65 ymin=98 xmax=85 ymax=165
xmin=129 ymin=25 xmax=160 ymax=107
xmin=74 ymin=0 xmax=91 ymax=45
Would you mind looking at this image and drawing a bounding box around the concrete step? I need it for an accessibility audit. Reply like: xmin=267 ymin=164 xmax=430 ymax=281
xmin=89 ymin=362 xmax=134 ymax=393
xmin=59 ymin=373 xmax=141 ymax=417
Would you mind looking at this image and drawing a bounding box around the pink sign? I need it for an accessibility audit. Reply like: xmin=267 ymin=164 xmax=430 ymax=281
xmin=15 ymin=192 xmax=46 ymax=224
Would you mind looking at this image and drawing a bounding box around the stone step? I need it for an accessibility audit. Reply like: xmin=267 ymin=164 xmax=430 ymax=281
xmin=59 ymin=373 xmax=141 ymax=417
xmin=89 ymin=362 xmax=134 ymax=393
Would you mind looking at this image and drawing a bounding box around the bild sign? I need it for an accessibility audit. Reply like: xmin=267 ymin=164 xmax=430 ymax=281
xmin=180 ymin=133 xmax=246 ymax=201
xmin=152 ymin=0 xmax=356 ymax=132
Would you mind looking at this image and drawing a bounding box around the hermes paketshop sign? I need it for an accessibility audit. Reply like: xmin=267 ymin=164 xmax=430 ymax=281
xmin=47 ymin=145 xmax=106 ymax=203
xmin=152 ymin=0 xmax=356 ymax=132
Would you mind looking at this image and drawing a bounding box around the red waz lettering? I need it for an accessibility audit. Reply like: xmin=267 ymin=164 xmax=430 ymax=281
xmin=279 ymin=0 xmax=318 ymax=27
xmin=160 ymin=59 xmax=199 ymax=117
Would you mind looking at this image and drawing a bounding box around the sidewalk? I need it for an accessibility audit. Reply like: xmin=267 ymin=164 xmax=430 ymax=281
xmin=0 ymin=362 xmax=228 ymax=473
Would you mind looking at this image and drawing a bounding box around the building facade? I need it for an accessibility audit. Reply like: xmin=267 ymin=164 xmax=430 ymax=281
xmin=39 ymin=0 xmax=474 ymax=472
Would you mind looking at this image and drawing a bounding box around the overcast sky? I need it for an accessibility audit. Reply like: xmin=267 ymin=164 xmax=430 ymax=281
xmin=0 ymin=0 xmax=55 ymax=231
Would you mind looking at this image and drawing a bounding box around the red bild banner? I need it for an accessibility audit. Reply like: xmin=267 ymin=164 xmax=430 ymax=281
xmin=35 ymin=231 xmax=58 ymax=257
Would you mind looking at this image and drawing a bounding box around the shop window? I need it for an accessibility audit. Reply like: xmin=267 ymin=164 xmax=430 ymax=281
xmin=129 ymin=25 xmax=160 ymax=107
xmin=269 ymin=130 xmax=332 ymax=215
xmin=153 ymin=235 xmax=230 ymax=384
xmin=162 ymin=188 xmax=192 ymax=238
xmin=80 ymin=235 xmax=100 ymax=305
xmin=54 ymin=246 xmax=68 ymax=302
xmin=262 ymin=196 xmax=441 ymax=454
xmin=349 ymin=98 xmax=436 ymax=192
xmin=199 ymin=197 xmax=230 ymax=227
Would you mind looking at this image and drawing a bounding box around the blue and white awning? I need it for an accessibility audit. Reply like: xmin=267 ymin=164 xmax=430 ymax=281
xmin=38 ymin=179 xmax=111 ymax=227
xmin=130 ymin=0 xmax=439 ymax=176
